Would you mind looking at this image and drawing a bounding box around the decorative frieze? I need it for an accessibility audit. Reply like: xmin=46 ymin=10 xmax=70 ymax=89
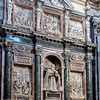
xmin=14 ymin=4 xmax=34 ymax=30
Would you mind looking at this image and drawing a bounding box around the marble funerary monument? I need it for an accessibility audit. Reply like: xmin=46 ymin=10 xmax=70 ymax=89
xmin=0 ymin=0 xmax=100 ymax=100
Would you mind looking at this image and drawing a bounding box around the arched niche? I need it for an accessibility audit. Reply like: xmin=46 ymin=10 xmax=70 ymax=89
xmin=42 ymin=54 xmax=64 ymax=100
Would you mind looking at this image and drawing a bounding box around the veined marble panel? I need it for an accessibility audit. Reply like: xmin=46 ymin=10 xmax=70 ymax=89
xmin=14 ymin=5 xmax=33 ymax=29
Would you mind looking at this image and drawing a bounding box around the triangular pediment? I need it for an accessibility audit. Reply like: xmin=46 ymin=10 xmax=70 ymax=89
xmin=43 ymin=0 xmax=74 ymax=10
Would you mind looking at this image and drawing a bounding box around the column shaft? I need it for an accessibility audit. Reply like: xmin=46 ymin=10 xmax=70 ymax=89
xmin=4 ymin=43 xmax=13 ymax=99
xmin=86 ymin=58 xmax=93 ymax=100
xmin=64 ymin=54 xmax=70 ymax=100
xmin=35 ymin=54 xmax=41 ymax=100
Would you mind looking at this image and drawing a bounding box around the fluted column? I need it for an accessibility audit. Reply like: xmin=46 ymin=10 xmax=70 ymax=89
xmin=35 ymin=46 xmax=42 ymax=100
xmin=86 ymin=54 xmax=93 ymax=100
xmin=64 ymin=51 xmax=70 ymax=100
xmin=4 ymin=41 xmax=13 ymax=99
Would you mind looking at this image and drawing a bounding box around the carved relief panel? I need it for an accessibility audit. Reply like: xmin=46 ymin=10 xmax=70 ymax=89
xmin=13 ymin=1 xmax=34 ymax=30
xmin=66 ymin=14 xmax=85 ymax=41
xmin=42 ymin=9 xmax=63 ymax=37
xmin=70 ymin=72 xmax=84 ymax=97
xmin=69 ymin=20 xmax=84 ymax=40
xmin=70 ymin=53 xmax=86 ymax=100
xmin=12 ymin=44 xmax=34 ymax=100
xmin=13 ymin=66 xmax=32 ymax=95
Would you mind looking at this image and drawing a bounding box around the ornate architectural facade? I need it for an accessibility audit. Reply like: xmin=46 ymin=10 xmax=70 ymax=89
xmin=0 ymin=0 xmax=99 ymax=100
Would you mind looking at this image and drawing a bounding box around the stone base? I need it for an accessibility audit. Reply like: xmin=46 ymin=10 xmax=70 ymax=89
xmin=44 ymin=91 xmax=61 ymax=100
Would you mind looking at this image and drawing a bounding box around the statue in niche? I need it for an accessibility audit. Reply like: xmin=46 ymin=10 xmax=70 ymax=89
xmin=44 ymin=62 xmax=61 ymax=91
xmin=86 ymin=16 xmax=91 ymax=42
xmin=7 ymin=0 xmax=13 ymax=25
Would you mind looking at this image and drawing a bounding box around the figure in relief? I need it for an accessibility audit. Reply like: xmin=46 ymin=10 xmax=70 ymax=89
xmin=43 ymin=13 xmax=60 ymax=35
xmin=44 ymin=63 xmax=61 ymax=91
xmin=86 ymin=16 xmax=91 ymax=42
xmin=36 ymin=2 xmax=42 ymax=31
xmin=13 ymin=67 xmax=32 ymax=95
xmin=65 ymin=11 xmax=69 ymax=35
xmin=7 ymin=0 xmax=13 ymax=25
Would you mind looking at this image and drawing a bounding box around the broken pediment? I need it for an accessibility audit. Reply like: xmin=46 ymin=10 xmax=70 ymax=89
xmin=43 ymin=0 xmax=74 ymax=10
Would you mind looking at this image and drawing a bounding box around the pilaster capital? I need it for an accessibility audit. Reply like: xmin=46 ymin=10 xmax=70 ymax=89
xmin=5 ymin=40 xmax=13 ymax=51
xmin=93 ymin=17 xmax=100 ymax=33
xmin=63 ymin=50 xmax=71 ymax=60
xmin=35 ymin=46 xmax=42 ymax=56
xmin=86 ymin=54 xmax=93 ymax=63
